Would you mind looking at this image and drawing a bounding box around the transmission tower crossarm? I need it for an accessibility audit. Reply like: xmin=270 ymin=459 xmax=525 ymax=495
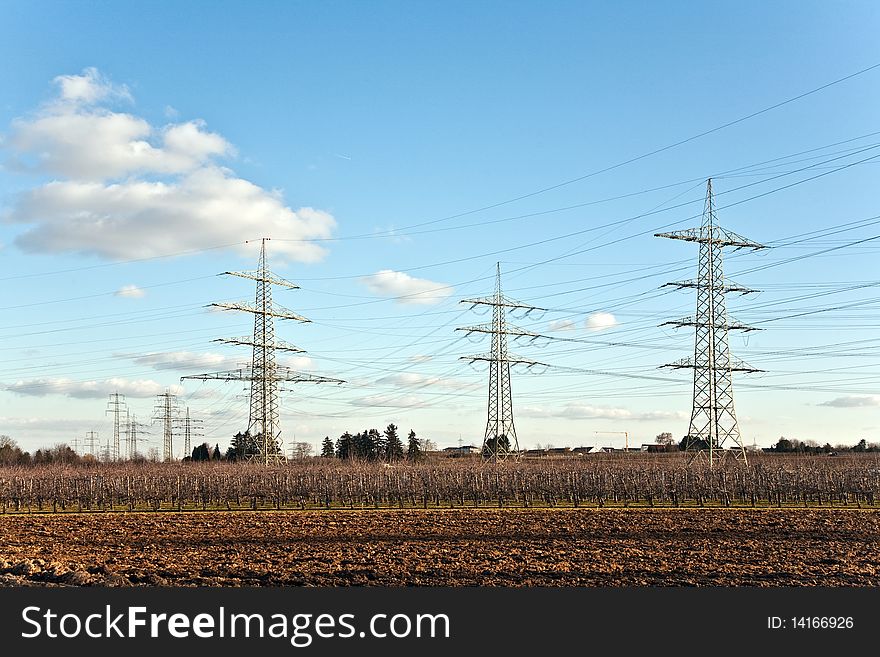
xmin=274 ymin=367 xmax=345 ymax=385
xmin=182 ymin=367 xmax=345 ymax=384
xmin=214 ymin=336 xmax=307 ymax=353
xmin=221 ymin=270 xmax=301 ymax=289
xmin=661 ymin=316 xmax=762 ymax=331
xmin=209 ymin=301 xmax=311 ymax=322
xmin=662 ymin=280 xmax=757 ymax=294
xmin=661 ymin=356 xmax=764 ymax=373
xmin=461 ymin=353 xmax=547 ymax=368
xmin=456 ymin=324 xmax=547 ymax=340
xmin=655 ymin=226 xmax=767 ymax=250
xmin=460 ymin=296 xmax=546 ymax=313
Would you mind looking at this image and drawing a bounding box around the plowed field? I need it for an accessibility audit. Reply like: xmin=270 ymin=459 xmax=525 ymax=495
xmin=1 ymin=508 xmax=878 ymax=586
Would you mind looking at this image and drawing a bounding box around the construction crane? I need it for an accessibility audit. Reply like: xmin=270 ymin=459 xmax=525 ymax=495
xmin=595 ymin=431 xmax=630 ymax=452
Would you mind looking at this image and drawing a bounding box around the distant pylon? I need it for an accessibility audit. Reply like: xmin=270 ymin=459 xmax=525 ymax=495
xmin=127 ymin=413 xmax=149 ymax=460
xmin=84 ymin=431 xmax=99 ymax=458
xmin=152 ymin=389 xmax=179 ymax=462
xmin=184 ymin=407 xmax=192 ymax=457
xmin=182 ymin=238 xmax=343 ymax=465
xmin=175 ymin=406 xmax=203 ymax=459
xmin=655 ymin=179 xmax=766 ymax=466
xmin=105 ymin=392 xmax=127 ymax=461
xmin=458 ymin=263 xmax=547 ymax=461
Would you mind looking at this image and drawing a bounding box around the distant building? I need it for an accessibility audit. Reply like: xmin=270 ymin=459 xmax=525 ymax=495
xmin=642 ymin=444 xmax=678 ymax=453
xmin=443 ymin=445 xmax=479 ymax=456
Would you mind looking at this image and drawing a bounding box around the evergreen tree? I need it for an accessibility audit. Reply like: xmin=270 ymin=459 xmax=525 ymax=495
xmin=230 ymin=431 xmax=256 ymax=460
xmin=482 ymin=434 xmax=511 ymax=459
xmin=406 ymin=429 xmax=421 ymax=462
xmin=192 ymin=443 xmax=211 ymax=461
xmin=384 ymin=423 xmax=404 ymax=461
xmin=212 ymin=443 xmax=222 ymax=460
xmin=336 ymin=432 xmax=353 ymax=460
xmin=368 ymin=428 xmax=383 ymax=460
xmin=321 ymin=436 xmax=335 ymax=458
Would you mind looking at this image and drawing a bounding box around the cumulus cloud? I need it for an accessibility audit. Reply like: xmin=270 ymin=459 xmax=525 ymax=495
xmin=132 ymin=351 xmax=233 ymax=371
xmin=586 ymin=312 xmax=618 ymax=331
xmin=3 ymin=377 xmax=183 ymax=399
xmin=360 ymin=270 xmax=453 ymax=305
xmin=378 ymin=372 xmax=477 ymax=391
xmin=2 ymin=68 xmax=335 ymax=262
xmin=281 ymin=355 xmax=315 ymax=370
xmin=0 ymin=416 xmax=90 ymax=432
xmin=115 ymin=284 xmax=145 ymax=298
xmin=819 ymin=395 xmax=880 ymax=408
xmin=52 ymin=67 xmax=132 ymax=106
xmin=129 ymin=351 xmax=313 ymax=372
xmin=350 ymin=394 xmax=429 ymax=409
xmin=548 ymin=319 xmax=576 ymax=332
xmin=521 ymin=403 xmax=686 ymax=422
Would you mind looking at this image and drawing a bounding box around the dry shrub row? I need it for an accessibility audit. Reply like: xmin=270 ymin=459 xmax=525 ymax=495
xmin=0 ymin=453 xmax=878 ymax=512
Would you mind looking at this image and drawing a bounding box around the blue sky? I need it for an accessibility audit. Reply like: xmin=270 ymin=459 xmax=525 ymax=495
xmin=1 ymin=0 xmax=879 ymax=456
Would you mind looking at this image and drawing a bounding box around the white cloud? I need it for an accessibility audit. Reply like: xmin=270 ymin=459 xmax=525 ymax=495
xmin=378 ymin=372 xmax=477 ymax=390
xmin=115 ymin=284 xmax=145 ymax=298
xmin=819 ymin=395 xmax=880 ymax=408
xmin=521 ymin=403 xmax=686 ymax=422
xmin=586 ymin=312 xmax=619 ymax=331
xmin=0 ymin=416 xmax=90 ymax=432
xmin=4 ymin=377 xmax=183 ymax=399
xmin=129 ymin=351 xmax=313 ymax=373
xmin=360 ymin=270 xmax=453 ymax=305
xmin=52 ymin=67 xmax=132 ymax=106
xmin=2 ymin=68 xmax=336 ymax=262
xmin=548 ymin=319 xmax=576 ymax=332
xmin=350 ymin=394 xmax=429 ymax=409
xmin=132 ymin=351 xmax=233 ymax=371
xmin=280 ymin=355 xmax=315 ymax=370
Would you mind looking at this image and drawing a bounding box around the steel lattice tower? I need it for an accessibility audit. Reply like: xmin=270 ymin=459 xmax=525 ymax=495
xmin=184 ymin=407 xmax=193 ymax=458
xmin=126 ymin=413 xmax=148 ymax=460
xmin=176 ymin=406 xmax=203 ymax=459
xmin=458 ymin=263 xmax=546 ymax=461
xmin=153 ymin=389 xmax=179 ymax=462
xmin=183 ymin=238 xmax=343 ymax=465
xmin=105 ymin=392 xmax=127 ymax=461
xmin=656 ymin=179 xmax=765 ymax=466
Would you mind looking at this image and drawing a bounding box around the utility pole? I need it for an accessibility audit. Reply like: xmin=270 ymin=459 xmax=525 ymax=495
xmin=153 ymin=389 xmax=179 ymax=462
xmin=105 ymin=391 xmax=127 ymax=461
xmin=656 ymin=179 xmax=765 ymax=467
xmin=182 ymin=238 xmax=343 ymax=465
xmin=457 ymin=263 xmax=548 ymax=461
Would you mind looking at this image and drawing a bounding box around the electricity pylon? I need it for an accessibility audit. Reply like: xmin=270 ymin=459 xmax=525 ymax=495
xmin=182 ymin=238 xmax=343 ymax=465
xmin=84 ymin=431 xmax=99 ymax=458
xmin=655 ymin=179 xmax=765 ymax=467
xmin=152 ymin=389 xmax=180 ymax=462
xmin=105 ymin=392 xmax=127 ymax=461
xmin=126 ymin=412 xmax=149 ymax=460
xmin=175 ymin=407 xmax=204 ymax=459
xmin=458 ymin=263 xmax=547 ymax=461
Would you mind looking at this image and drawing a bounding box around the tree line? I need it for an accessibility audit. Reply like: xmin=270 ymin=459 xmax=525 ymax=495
xmin=324 ymin=424 xmax=424 ymax=462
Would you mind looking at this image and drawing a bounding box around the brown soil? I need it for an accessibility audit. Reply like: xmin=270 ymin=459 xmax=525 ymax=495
xmin=1 ymin=508 xmax=878 ymax=586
